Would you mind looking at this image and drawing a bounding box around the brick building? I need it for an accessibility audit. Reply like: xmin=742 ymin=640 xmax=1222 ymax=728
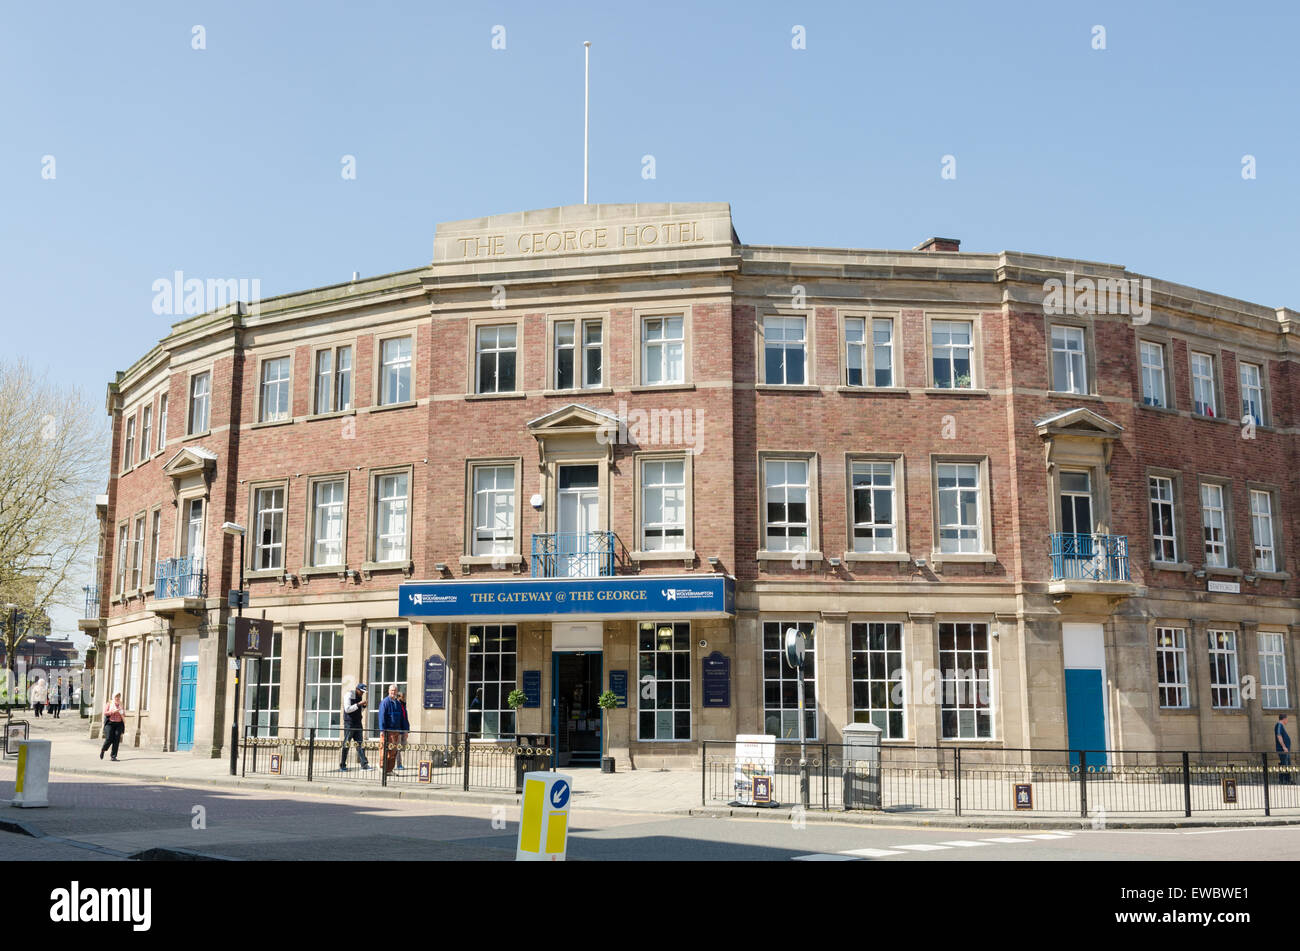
xmin=82 ymin=202 xmax=1300 ymax=768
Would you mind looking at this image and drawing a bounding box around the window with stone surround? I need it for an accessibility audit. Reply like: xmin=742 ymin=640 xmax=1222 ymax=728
xmin=475 ymin=325 xmax=516 ymax=394
xmin=762 ymin=620 xmax=817 ymax=740
xmin=1149 ymin=476 xmax=1178 ymax=563
xmin=1208 ymin=629 xmax=1240 ymax=709
xmin=1259 ymin=633 xmax=1288 ymax=710
xmin=851 ymin=622 xmax=905 ymax=738
xmin=1155 ymin=627 xmax=1189 ymax=709
xmin=380 ymin=336 xmax=412 ymax=405
xmin=467 ymin=624 xmax=516 ymax=739
xmin=188 ymin=371 xmax=210 ymax=434
xmin=939 ymin=622 xmax=993 ymax=739
xmin=638 ymin=620 xmax=691 ymax=741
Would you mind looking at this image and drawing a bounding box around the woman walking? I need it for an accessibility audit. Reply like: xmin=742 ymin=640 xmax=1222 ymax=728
xmin=100 ymin=693 xmax=125 ymax=761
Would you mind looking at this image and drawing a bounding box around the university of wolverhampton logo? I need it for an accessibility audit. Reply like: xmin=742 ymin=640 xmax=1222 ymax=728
xmin=661 ymin=587 xmax=711 ymax=602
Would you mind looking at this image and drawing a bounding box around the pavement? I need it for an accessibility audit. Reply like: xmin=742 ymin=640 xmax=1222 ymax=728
xmin=4 ymin=713 xmax=1299 ymax=831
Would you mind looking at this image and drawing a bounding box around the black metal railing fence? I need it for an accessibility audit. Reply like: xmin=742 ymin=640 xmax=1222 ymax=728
xmin=702 ymin=741 xmax=1300 ymax=817
xmin=241 ymin=727 xmax=555 ymax=792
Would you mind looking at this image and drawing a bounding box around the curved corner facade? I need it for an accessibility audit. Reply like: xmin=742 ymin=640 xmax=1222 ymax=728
xmin=82 ymin=201 xmax=1300 ymax=767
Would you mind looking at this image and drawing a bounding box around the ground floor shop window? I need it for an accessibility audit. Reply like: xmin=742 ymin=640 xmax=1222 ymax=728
xmin=850 ymin=622 xmax=905 ymax=738
xmin=763 ymin=620 xmax=816 ymax=739
xmin=367 ymin=626 xmax=409 ymax=736
xmin=1208 ymin=629 xmax=1240 ymax=709
xmin=467 ymin=624 xmax=516 ymax=739
xmin=1155 ymin=627 xmax=1189 ymax=709
xmin=244 ymin=629 xmax=282 ymax=737
xmin=939 ymin=622 xmax=993 ymax=739
xmin=305 ymin=630 xmax=344 ymax=738
xmin=638 ymin=620 xmax=691 ymax=740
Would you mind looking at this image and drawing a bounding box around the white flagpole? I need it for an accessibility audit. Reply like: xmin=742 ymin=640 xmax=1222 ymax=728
xmin=584 ymin=41 xmax=591 ymax=204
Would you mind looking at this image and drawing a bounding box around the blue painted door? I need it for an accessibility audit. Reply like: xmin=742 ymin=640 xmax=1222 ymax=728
xmin=1064 ymin=668 xmax=1106 ymax=768
xmin=176 ymin=662 xmax=198 ymax=751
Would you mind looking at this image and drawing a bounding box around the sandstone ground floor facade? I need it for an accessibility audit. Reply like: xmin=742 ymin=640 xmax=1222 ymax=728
xmin=90 ymin=580 xmax=1300 ymax=768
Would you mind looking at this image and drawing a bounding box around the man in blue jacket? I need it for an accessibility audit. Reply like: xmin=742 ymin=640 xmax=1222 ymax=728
xmin=1277 ymin=714 xmax=1292 ymax=785
xmin=379 ymin=684 xmax=404 ymax=774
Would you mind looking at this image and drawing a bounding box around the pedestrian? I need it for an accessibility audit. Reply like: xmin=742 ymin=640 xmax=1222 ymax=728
xmin=100 ymin=693 xmax=125 ymax=761
xmin=52 ymin=679 xmax=62 ymax=719
xmin=395 ymin=690 xmax=411 ymax=770
xmin=379 ymin=684 xmax=404 ymax=774
xmin=31 ymin=678 xmax=45 ymax=718
xmin=1277 ymin=714 xmax=1292 ymax=785
xmin=339 ymin=682 xmax=370 ymax=771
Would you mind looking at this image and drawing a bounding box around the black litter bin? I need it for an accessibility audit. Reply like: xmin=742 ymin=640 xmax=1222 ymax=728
xmin=514 ymin=734 xmax=554 ymax=793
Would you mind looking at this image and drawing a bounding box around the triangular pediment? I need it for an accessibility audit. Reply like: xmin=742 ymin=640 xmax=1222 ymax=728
xmin=526 ymin=403 xmax=619 ymax=434
xmin=1035 ymin=407 xmax=1124 ymax=439
xmin=161 ymin=446 xmax=218 ymax=479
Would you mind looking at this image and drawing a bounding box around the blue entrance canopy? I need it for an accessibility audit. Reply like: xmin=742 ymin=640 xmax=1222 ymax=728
xmin=399 ymin=574 xmax=735 ymax=622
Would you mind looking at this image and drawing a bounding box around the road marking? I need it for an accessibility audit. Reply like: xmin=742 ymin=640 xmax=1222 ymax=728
xmin=841 ymin=847 xmax=904 ymax=857
xmin=982 ymin=836 xmax=1034 ymax=843
xmin=938 ymin=839 xmax=988 ymax=847
xmin=892 ymin=843 xmax=951 ymax=851
xmin=1022 ymin=833 xmax=1072 ymax=839
xmin=792 ymin=853 xmax=859 ymax=861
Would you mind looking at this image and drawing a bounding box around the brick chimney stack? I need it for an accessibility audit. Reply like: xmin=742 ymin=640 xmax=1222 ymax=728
xmin=914 ymin=237 xmax=961 ymax=252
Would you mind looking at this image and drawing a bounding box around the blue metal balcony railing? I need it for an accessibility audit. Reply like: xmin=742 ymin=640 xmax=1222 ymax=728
xmin=1050 ymin=533 xmax=1130 ymax=583
xmin=155 ymin=556 xmax=207 ymax=599
xmin=531 ymin=532 xmax=615 ymax=578
xmin=82 ymin=585 xmax=99 ymax=619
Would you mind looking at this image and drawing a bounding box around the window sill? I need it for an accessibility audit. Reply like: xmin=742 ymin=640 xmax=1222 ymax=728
xmin=306 ymin=409 xmax=356 ymax=422
xmin=757 ymin=550 xmax=824 ymax=563
xmin=754 ymin=383 xmax=820 ymax=393
xmin=246 ymin=569 xmax=286 ymax=580
xmin=1137 ymin=403 xmax=1177 ymax=415
xmin=1254 ymin=570 xmax=1292 ymax=581
xmin=1046 ymin=390 xmax=1103 ymax=401
xmin=543 ymin=387 xmax=613 ymax=398
xmin=628 ymin=383 xmax=694 ymax=394
xmin=459 ymin=554 xmax=524 ymax=567
xmin=1210 ymin=706 xmax=1247 ymax=715
xmin=182 ymin=431 xmax=211 ymax=442
xmin=836 ymin=386 xmax=907 ymax=396
xmin=361 ymin=561 xmax=413 ymax=577
xmin=1157 ymin=706 xmax=1197 ymax=715
xmin=153 ymin=448 xmax=168 ymax=459
xmin=1194 ymin=414 xmax=1235 ymax=425
xmin=923 ymin=387 xmax=988 ymax=397
xmin=631 ymin=549 xmax=696 ymax=563
xmin=250 ymin=418 xmax=294 ymax=430
xmin=931 ymin=551 xmax=997 ymax=564
xmin=1204 ymin=566 xmax=1243 ymax=577
xmin=464 ymin=392 xmax=526 ymax=402
xmin=371 ymin=400 xmax=418 ymax=413
xmin=1150 ymin=561 xmax=1193 ymax=573
xmin=844 ymin=551 xmax=911 ymax=563
xmin=299 ymin=565 xmax=347 ymax=578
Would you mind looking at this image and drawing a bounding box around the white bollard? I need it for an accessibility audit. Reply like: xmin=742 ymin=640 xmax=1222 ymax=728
xmin=11 ymin=739 xmax=51 ymax=808
xmin=516 ymin=771 xmax=572 ymax=861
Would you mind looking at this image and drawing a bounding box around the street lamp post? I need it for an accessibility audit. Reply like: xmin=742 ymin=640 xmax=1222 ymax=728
xmin=2 ymin=604 xmax=17 ymax=724
xmin=222 ymin=522 xmax=246 ymax=777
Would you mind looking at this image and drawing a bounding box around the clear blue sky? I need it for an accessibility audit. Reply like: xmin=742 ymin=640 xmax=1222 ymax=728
xmin=3 ymin=1 xmax=1298 ymax=633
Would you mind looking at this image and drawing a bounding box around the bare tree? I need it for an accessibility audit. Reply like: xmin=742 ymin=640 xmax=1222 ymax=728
xmin=0 ymin=359 xmax=106 ymax=702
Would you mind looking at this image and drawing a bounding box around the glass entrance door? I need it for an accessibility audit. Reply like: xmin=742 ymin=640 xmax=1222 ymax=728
xmin=552 ymin=652 xmax=603 ymax=766
xmin=557 ymin=464 xmax=599 ymax=577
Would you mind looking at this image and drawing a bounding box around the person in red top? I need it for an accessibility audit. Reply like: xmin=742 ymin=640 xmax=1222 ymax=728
xmin=100 ymin=693 xmax=125 ymax=761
